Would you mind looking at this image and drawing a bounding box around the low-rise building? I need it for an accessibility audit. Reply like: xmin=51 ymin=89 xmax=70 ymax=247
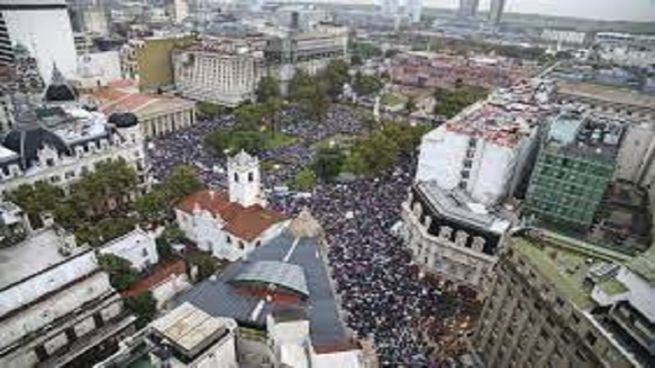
xmin=417 ymin=79 xmax=555 ymax=206
xmin=175 ymin=151 xmax=288 ymax=261
xmin=99 ymin=227 xmax=159 ymax=272
xmin=86 ymin=79 xmax=196 ymax=138
xmin=0 ymin=217 xmax=137 ymax=367
xmin=472 ymin=230 xmax=654 ymax=367
xmin=401 ymin=181 xmax=512 ymax=294
xmin=391 ymin=51 xmax=531 ymax=91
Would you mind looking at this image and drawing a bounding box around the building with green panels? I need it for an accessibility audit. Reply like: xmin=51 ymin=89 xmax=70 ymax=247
xmin=525 ymin=112 xmax=624 ymax=230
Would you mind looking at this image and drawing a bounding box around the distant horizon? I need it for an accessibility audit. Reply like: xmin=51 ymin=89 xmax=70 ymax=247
xmin=303 ymin=0 xmax=655 ymax=23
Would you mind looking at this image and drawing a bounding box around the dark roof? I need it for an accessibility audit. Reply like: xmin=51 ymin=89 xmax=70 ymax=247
xmin=108 ymin=112 xmax=139 ymax=128
xmin=1 ymin=127 xmax=70 ymax=169
xmin=174 ymin=231 xmax=350 ymax=348
xmin=44 ymin=64 xmax=77 ymax=102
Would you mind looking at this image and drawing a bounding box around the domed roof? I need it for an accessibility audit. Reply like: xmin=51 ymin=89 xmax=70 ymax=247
xmin=108 ymin=112 xmax=139 ymax=128
xmin=44 ymin=64 xmax=77 ymax=102
xmin=2 ymin=127 xmax=70 ymax=169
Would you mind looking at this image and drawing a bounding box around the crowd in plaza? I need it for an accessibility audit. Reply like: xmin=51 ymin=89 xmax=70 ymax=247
xmin=149 ymin=105 xmax=479 ymax=366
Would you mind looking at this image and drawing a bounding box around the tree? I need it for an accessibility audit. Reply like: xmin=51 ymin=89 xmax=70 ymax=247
xmin=235 ymin=103 xmax=265 ymax=131
xmin=70 ymin=158 xmax=138 ymax=216
xmin=98 ymin=253 xmax=139 ymax=291
xmin=255 ymin=74 xmax=281 ymax=103
xmin=188 ymin=252 xmax=222 ymax=281
xmin=288 ymin=68 xmax=331 ymax=121
xmin=196 ymin=102 xmax=226 ymax=120
xmin=405 ymin=96 xmax=417 ymax=116
xmin=7 ymin=182 xmax=64 ymax=227
xmin=125 ymin=292 xmax=157 ymax=328
xmin=381 ymin=122 xmax=428 ymax=156
xmin=312 ymin=146 xmax=345 ymax=180
xmin=433 ymin=86 xmax=488 ymax=119
xmin=353 ymin=72 xmax=383 ymax=96
xmin=289 ymin=167 xmax=317 ymax=191
xmin=164 ymin=166 xmax=204 ymax=200
xmin=321 ymin=59 xmax=350 ymax=100
xmin=348 ymin=131 xmax=399 ymax=176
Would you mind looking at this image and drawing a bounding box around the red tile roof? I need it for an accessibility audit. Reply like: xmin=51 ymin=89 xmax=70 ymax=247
xmin=121 ymin=259 xmax=187 ymax=298
xmin=177 ymin=190 xmax=287 ymax=242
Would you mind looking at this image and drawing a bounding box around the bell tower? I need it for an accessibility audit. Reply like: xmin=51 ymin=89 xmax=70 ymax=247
xmin=228 ymin=150 xmax=262 ymax=207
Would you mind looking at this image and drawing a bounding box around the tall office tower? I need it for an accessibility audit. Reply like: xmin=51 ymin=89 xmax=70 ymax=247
xmin=0 ymin=0 xmax=77 ymax=81
xmin=458 ymin=0 xmax=479 ymax=19
xmin=380 ymin=0 xmax=399 ymax=16
xmin=406 ymin=0 xmax=422 ymax=23
xmin=488 ymin=0 xmax=506 ymax=26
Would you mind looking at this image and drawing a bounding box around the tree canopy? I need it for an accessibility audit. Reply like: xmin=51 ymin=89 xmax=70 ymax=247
xmin=353 ymin=72 xmax=383 ymax=97
xmin=255 ymin=74 xmax=281 ymax=103
xmin=433 ymin=86 xmax=488 ymax=119
xmin=98 ymin=253 xmax=139 ymax=291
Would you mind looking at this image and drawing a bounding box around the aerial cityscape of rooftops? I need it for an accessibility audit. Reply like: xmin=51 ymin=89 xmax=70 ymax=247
xmin=0 ymin=0 xmax=654 ymax=367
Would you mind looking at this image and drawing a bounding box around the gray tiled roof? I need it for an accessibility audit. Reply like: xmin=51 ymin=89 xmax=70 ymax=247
xmin=175 ymin=231 xmax=348 ymax=346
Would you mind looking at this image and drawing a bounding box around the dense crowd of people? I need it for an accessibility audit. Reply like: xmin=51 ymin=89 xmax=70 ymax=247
xmin=149 ymin=105 xmax=478 ymax=366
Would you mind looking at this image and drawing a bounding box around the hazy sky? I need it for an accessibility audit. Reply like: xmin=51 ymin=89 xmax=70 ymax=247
xmin=317 ymin=0 xmax=655 ymax=22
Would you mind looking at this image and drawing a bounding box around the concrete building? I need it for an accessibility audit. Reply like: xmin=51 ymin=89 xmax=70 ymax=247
xmin=175 ymin=151 xmax=288 ymax=261
xmin=458 ymin=0 xmax=479 ymax=19
xmin=391 ymin=51 xmax=531 ymax=91
xmin=594 ymin=32 xmax=655 ymax=67
xmin=417 ymin=79 xmax=555 ymax=206
xmin=99 ymin=227 xmax=159 ymax=272
xmin=172 ymin=36 xmax=267 ymax=107
xmin=614 ymin=121 xmax=655 ymax=190
xmin=86 ymin=79 xmax=196 ymax=138
xmin=540 ymin=29 xmax=589 ymax=48
xmin=401 ymin=181 xmax=512 ymax=294
xmin=524 ymin=111 xmax=624 ymax=230
xmin=488 ymin=0 xmax=506 ymax=27
xmin=75 ymin=51 xmax=122 ymax=91
xmin=0 ymin=70 xmax=147 ymax=195
xmin=0 ymin=216 xmax=137 ymax=367
xmin=119 ymin=34 xmax=196 ymax=91
xmin=169 ymin=0 xmax=189 ymax=24
xmin=472 ymin=230 xmax=655 ymax=368
xmin=0 ymin=0 xmax=77 ymax=81
xmin=406 ymin=0 xmax=422 ymax=23
xmin=266 ymin=24 xmax=348 ymax=95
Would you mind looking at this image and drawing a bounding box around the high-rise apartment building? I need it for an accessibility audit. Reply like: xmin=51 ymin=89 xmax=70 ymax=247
xmin=473 ymin=231 xmax=654 ymax=367
xmin=488 ymin=0 xmax=506 ymax=27
xmin=0 ymin=0 xmax=77 ymax=81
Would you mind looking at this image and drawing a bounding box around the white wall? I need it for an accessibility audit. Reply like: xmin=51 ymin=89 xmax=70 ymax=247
xmin=310 ymin=347 xmax=364 ymax=368
xmin=3 ymin=6 xmax=77 ymax=81
xmin=417 ymin=128 xmax=469 ymax=190
xmin=0 ymin=251 xmax=98 ymax=316
xmin=99 ymin=228 xmax=159 ymax=271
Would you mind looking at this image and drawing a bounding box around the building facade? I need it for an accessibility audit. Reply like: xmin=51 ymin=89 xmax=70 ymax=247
xmin=0 ymin=70 xmax=147 ymax=195
xmin=0 ymin=0 xmax=77 ymax=81
xmin=472 ymin=231 xmax=654 ymax=367
xmin=172 ymin=37 xmax=267 ymax=107
xmin=87 ymin=79 xmax=197 ymax=139
xmin=417 ymin=79 xmax=554 ymax=206
xmin=524 ymin=111 xmax=623 ymax=230
xmin=0 ymin=216 xmax=137 ymax=367
xmin=391 ymin=51 xmax=532 ymax=91
xmin=401 ymin=181 xmax=512 ymax=294
xmin=488 ymin=0 xmax=506 ymax=27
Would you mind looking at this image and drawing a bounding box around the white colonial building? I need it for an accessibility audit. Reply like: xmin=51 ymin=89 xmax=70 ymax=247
xmin=0 ymin=212 xmax=137 ymax=367
xmin=0 ymin=68 xmax=147 ymax=196
xmin=176 ymin=150 xmax=288 ymax=261
xmin=400 ymin=181 xmax=513 ymax=294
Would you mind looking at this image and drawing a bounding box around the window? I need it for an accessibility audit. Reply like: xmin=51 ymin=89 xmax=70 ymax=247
xmin=226 ymin=235 xmax=232 ymax=244
xmin=585 ymin=332 xmax=597 ymax=346
xmin=238 ymin=241 xmax=244 ymax=250
xmin=142 ymin=248 xmax=148 ymax=257
xmin=234 ymin=173 xmax=239 ymax=182
xmin=248 ymin=172 xmax=254 ymax=182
